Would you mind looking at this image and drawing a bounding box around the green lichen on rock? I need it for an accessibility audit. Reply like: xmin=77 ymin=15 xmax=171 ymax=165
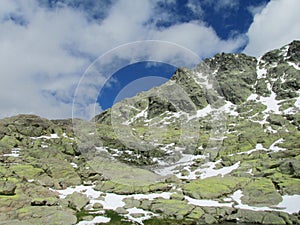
xmin=150 ymin=198 xmax=194 ymax=219
xmin=65 ymin=192 xmax=90 ymax=211
xmin=183 ymin=176 xmax=250 ymax=199
xmin=241 ymin=178 xmax=282 ymax=206
xmin=10 ymin=164 xmax=44 ymax=180
xmin=0 ymin=40 xmax=300 ymax=225
xmin=17 ymin=206 xmax=77 ymax=225
xmin=94 ymin=180 xmax=170 ymax=195
xmin=232 ymin=209 xmax=286 ymax=225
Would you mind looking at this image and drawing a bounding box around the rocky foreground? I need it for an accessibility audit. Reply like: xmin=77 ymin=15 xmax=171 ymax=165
xmin=0 ymin=41 xmax=300 ymax=224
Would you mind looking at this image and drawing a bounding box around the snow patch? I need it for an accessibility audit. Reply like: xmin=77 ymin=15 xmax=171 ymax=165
xmin=257 ymin=67 xmax=267 ymax=79
xmin=31 ymin=133 xmax=59 ymax=139
xmin=185 ymin=196 xmax=232 ymax=207
xmin=99 ymin=193 xmax=126 ymax=210
xmin=70 ymin=162 xmax=78 ymax=168
xmin=197 ymin=161 xmax=240 ymax=179
xmin=125 ymin=207 xmax=157 ymax=225
xmin=288 ymin=61 xmax=300 ymax=70
xmin=3 ymin=148 xmax=22 ymax=157
xmin=154 ymin=153 xmax=205 ymax=176
xmin=247 ymin=94 xmax=259 ymax=101
xmin=231 ymin=190 xmax=300 ymax=214
xmin=187 ymin=105 xmax=212 ymax=121
xmin=295 ymin=91 xmax=300 ymax=108
xmin=52 ymin=185 xmax=101 ymax=199
xmin=77 ymin=216 xmax=110 ymax=225
xmin=221 ymin=101 xmax=238 ymax=116
xmin=269 ymin=138 xmax=286 ymax=152
xmin=260 ymin=89 xmax=283 ymax=114
xmin=123 ymin=107 xmax=148 ymax=125
xmin=277 ymin=195 xmax=300 ymax=214
xmin=131 ymin=192 xmax=171 ymax=200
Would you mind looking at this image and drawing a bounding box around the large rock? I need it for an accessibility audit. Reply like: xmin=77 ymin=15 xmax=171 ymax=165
xmin=17 ymin=206 xmax=77 ymax=225
xmin=150 ymin=199 xmax=194 ymax=220
xmin=65 ymin=192 xmax=90 ymax=211
xmin=279 ymin=159 xmax=300 ymax=177
xmin=94 ymin=180 xmax=170 ymax=195
xmin=230 ymin=209 xmax=287 ymax=225
xmin=0 ymin=180 xmax=16 ymax=195
xmin=241 ymin=178 xmax=282 ymax=206
xmin=42 ymin=158 xmax=82 ymax=187
xmin=183 ymin=176 xmax=249 ymax=199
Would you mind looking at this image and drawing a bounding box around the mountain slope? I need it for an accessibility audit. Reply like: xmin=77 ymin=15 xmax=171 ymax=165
xmin=0 ymin=41 xmax=299 ymax=224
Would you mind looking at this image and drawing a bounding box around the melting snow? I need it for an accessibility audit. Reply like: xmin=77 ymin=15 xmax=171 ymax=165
xmin=125 ymin=207 xmax=157 ymax=225
xmin=154 ymin=154 xmax=205 ymax=176
xmin=77 ymin=216 xmax=110 ymax=225
xmin=288 ymin=61 xmax=300 ymax=70
xmin=197 ymin=161 xmax=240 ymax=179
xmin=52 ymin=185 xmax=101 ymax=199
xmin=229 ymin=143 xmax=267 ymax=156
xmin=260 ymin=88 xmax=282 ymax=114
xmin=220 ymin=101 xmax=238 ymax=116
xmin=98 ymin=193 xmax=126 ymax=210
xmin=247 ymin=94 xmax=259 ymax=101
xmin=193 ymin=72 xmax=213 ymax=89
xmin=231 ymin=190 xmax=300 ymax=214
xmin=95 ymin=147 xmax=109 ymax=153
xmin=70 ymin=162 xmax=78 ymax=168
xmin=257 ymin=66 xmax=267 ymax=79
xmin=123 ymin=107 xmax=148 ymax=125
xmin=3 ymin=148 xmax=22 ymax=157
xmin=269 ymin=138 xmax=286 ymax=152
xmin=277 ymin=195 xmax=300 ymax=214
xmin=131 ymin=192 xmax=171 ymax=200
xmin=295 ymin=91 xmax=300 ymax=108
xmin=187 ymin=105 xmax=212 ymax=120
xmin=31 ymin=133 xmax=59 ymax=139
xmin=62 ymin=133 xmax=74 ymax=140
xmin=185 ymin=196 xmax=232 ymax=207
xmin=175 ymin=160 xmax=240 ymax=180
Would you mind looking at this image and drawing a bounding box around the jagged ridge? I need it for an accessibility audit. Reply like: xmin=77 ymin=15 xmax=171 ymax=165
xmin=0 ymin=41 xmax=299 ymax=225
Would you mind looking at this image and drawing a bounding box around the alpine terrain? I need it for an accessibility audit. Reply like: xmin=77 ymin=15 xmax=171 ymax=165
xmin=0 ymin=40 xmax=299 ymax=225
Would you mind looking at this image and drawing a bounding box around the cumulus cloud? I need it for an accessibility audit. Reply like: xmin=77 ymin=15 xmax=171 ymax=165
xmin=0 ymin=0 xmax=246 ymax=119
xmin=244 ymin=0 xmax=300 ymax=56
xmin=247 ymin=2 xmax=268 ymax=16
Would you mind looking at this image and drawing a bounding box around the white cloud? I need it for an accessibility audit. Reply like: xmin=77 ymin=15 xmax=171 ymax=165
xmin=0 ymin=0 xmax=246 ymax=119
xmin=247 ymin=2 xmax=267 ymax=16
xmin=244 ymin=0 xmax=300 ymax=56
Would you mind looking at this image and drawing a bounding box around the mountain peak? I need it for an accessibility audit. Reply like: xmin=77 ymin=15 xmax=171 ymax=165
xmin=1 ymin=41 xmax=300 ymax=225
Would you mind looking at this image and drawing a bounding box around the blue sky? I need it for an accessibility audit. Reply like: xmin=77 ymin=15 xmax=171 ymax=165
xmin=0 ymin=0 xmax=299 ymax=119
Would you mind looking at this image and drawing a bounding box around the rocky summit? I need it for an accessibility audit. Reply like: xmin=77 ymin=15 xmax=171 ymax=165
xmin=0 ymin=41 xmax=300 ymax=225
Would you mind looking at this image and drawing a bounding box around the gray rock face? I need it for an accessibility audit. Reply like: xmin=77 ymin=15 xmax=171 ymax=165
xmin=65 ymin=192 xmax=90 ymax=211
xmin=0 ymin=40 xmax=299 ymax=225
xmin=0 ymin=180 xmax=16 ymax=195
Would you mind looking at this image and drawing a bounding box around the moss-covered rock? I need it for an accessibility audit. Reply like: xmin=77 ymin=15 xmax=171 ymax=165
xmin=241 ymin=178 xmax=282 ymax=206
xmin=65 ymin=192 xmax=90 ymax=211
xmin=232 ymin=209 xmax=286 ymax=225
xmin=0 ymin=180 xmax=17 ymax=195
xmin=94 ymin=180 xmax=171 ymax=195
xmin=183 ymin=176 xmax=250 ymax=199
xmin=150 ymin=199 xmax=194 ymax=219
xmin=17 ymin=206 xmax=77 ymax=225
xmin=10 ymin=164 xmax=44 ymax=180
